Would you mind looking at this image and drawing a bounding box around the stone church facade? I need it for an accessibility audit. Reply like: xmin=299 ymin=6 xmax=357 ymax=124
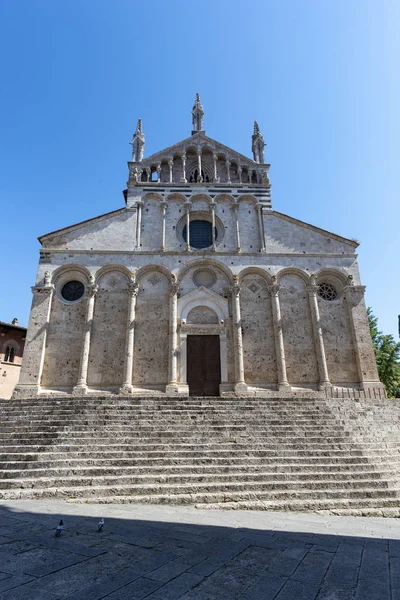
xmin=14 ymin=96 xmax=384 ymax=398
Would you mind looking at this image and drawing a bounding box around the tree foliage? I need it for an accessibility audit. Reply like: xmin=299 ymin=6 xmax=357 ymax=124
xmin=368 ymin=308 xmax=400 ymax=398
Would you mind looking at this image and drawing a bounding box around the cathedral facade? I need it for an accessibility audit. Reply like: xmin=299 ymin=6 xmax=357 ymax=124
xmin=14 ymin=96 xmax=384 ymax=398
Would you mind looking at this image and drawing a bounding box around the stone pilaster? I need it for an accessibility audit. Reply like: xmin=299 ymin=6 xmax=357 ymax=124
xmin=13 ymin=280 xmax=54 ymax=398
xmin=230 ymin=277 xmax=247 ymax=394
xmin=344 ymin=280 xmax=384 ymax=392
xmin=135 ymin=200 xmax=143 ymax=249
xmin=161 ymin=201 xmax=168 ymax=251
xmin=233 ymin=203 xmax=241 ymax=253
xmin=307 ymin=279 xmax=330 ymax=390
xmin=120 ymin=279 xmax=139 ymax=394
xmin=73 ymin=280 xmax=98 ymax=395
xmin=257 ymin=204 xmax=266 ymax=252
xmin=210 ymin=202 xmax=216 ymax=251
xmin=269 ymin=278 xmax=290 ymax=390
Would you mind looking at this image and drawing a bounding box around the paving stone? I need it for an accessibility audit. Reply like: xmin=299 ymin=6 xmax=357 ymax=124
xmin=63 ymin=567 xmax=146 ymax=600
xmin=146 ymin=573 xmax=204 ymax=599
xmin=274 ymin=578 xmax=320 ymax=600
xmin=0 ymin=575 xmax=36 ymax=594
xmin=146 ymin=557 xmax=191 ymax=582
xmin=290 ymin=549 xmax=334 ymax=584
xmin=390 ymin=556 xmax=400 ymax=600
xmin=227 ymin=545 xmax=279 ymax=574
xmin=238 ymin=572 xmax=287 ymax=600
xmin=188 ymin=541 xmax=250 ymax=576
xmin=355 ymin=547 xmax=391 ymax=600
xmin=0 ymin=586 xmax=61 ymax=600
xmin=107 ymin=577 xmax=163 ymax=599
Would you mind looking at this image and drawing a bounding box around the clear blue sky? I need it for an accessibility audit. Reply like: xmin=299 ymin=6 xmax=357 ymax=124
xmin=0 ymin=0 xmax=399 ymax=338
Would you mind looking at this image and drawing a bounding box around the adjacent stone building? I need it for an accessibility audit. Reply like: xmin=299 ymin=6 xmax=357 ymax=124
xmin=14 ymin=96 xmax=384 ymax=398
xmin=1 ymin=319 xmax=26 ymax=399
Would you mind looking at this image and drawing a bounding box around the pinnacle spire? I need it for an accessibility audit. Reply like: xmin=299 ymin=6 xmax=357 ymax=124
xmin=252 ymin=120 xmax=266 ymax=163
xmin=130 ymin=118 xmax=145 ymax=162
xmin=192 ymin=93 xmax=204 ymax=135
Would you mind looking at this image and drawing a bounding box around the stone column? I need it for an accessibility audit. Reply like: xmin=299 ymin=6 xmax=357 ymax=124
xmin=210 ymin=201 xmax=216 ymax=251
xmin=213 ymin=153 xmax=218 ymax=182
xmin=180 ymin=153 xmax=187 ymax=183
xmin=238 ymin=165 xmax=242 ymax=184
xmin=168 ymin=158 xmax=173 ymax=183
xmin=120 ymin=279 xmax=139 ymax=394
xmin=156 ymin=163 xmax=162 ymax=183
xmin=13 ymin=278 xmax=54 ymax=397
xmin=269 ymin=278 xmax=290 ymax=390
xmin=185 ymin=202 xmax=191 ymax=251
xmin=161 ymin=201 xmax=168 ymax=251
xmin=307 ymin=278 xmax=330 ymax=390
xmin=73 ymin=280 xmax=98 ymax=395
xmin=233 ymin=203 xmax=241 ymax=252
xmin=248 ymin=168 xmax=253 ymax=183
xmin=257 ymin=204 xmax=266 ymax=252
xmin=226 ymin=158 xmax=231 ymax=184
xmin=146 ymin=167 xmax=151 ymax=183
xmin=136 ymin=201 xmax=143 ymax=249
xmin=344 ymin=280 xmax=384 ymax=393
xmin=166 ymin=280 xmax=180 ymax=394
xmin=230 ymin=277 xmax=247 ymax=393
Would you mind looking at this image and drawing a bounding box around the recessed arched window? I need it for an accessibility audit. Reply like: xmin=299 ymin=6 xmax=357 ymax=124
xmin=183 ymin=220 xmax=217 ymax=249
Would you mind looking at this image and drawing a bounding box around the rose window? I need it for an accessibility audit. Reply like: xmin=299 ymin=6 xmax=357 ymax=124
xmin=317 ymin=283 xmax=337 ymax=301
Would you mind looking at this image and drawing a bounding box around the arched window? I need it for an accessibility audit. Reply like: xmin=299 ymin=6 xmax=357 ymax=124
xmin=3 ymin=346 xmax=14 ymax=362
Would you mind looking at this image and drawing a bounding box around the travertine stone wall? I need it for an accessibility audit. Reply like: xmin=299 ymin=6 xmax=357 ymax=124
xmin=41 ymin=298 xmax=85 ymax=387
xmin=141 ymin=196 xmax=163 ymax=250
xmin=240 ymin=274 xmax=276 ymax=384
xmin=280 ymin=274 xmax=319 ymax=385
xmin=87 ymin=271 xmax=128 ymax=387
xmin=318 ymin=295 xmax=358 ymax=384
xmin=238 ymin=199 xmax=260 ymax=252
xmin=187 ymin=307 xmax=219 ymax=324
xmin=133 ymin=271 xmax=169 ymax=386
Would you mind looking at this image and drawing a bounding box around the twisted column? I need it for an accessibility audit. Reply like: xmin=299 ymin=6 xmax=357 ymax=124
xmin=120 ymin=279 xmax=139 ymax=394
xmin=269 ymin=277 xmax=290 ymax=390
xmin=73 ymin=279 xmax=98 ymax=395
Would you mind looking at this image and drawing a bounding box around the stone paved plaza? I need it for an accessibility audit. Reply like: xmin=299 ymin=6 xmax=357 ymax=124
xmin=0 ymin=500 xmax=398 ymax=599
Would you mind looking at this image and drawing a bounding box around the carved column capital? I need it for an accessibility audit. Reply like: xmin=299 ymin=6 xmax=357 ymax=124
xmin=85 ymin=284 xmax=98 ymax=298
xmin=306 ymin=285 xmax=319 ymax=297
xmin=127 ymin=282 xmax=139 ymax=297
xmin=169 ymin=283 xmax=180 ymax=297
xmin=161 ymin=201 xmax=168 ymax=209
xmin=268 ymin=277 xmax=281 ymax=297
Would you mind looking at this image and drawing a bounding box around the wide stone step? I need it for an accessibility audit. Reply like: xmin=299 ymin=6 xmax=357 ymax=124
xmin=1 ymin=471 xmax=398 ymax=490
xmin=0 ymin=455 xmax=386 ymax=469
xmin=0 ymin=443 xmax=395 ymax=458
xmin=0 ymin=464 xmax=396 ymax=479
xmin=1 ymin=482 xmax=399 ymax=502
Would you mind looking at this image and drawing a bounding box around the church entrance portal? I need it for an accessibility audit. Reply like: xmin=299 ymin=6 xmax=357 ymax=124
xmin=187 ymin=335 xmax=221 ymax=396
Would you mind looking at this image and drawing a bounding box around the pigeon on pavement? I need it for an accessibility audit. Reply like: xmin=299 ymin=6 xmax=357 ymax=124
xmin=55 ymin=520 xmax=64 ymax=537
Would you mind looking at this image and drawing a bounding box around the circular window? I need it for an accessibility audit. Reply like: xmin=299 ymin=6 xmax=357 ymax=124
xmin=61 ymin=281 xmax=85 ymax=302
xmin=193 ymin=268 xmax=217 ymax=288
xmin=183 ymin=220 xmax=218 ymax=249
xmin=318 ymin=282 xmax=337 ymax=301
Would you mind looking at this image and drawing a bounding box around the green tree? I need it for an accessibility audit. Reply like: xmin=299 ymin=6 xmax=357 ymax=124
xmin=368 ymin=308 xmax=400 ymax=398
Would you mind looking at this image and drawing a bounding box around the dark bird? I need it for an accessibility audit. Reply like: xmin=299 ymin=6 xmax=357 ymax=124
xmin=55 ymin=519 xmax=64 ymax=537
xmin=97 ymin=518 xmax=104 ymax=532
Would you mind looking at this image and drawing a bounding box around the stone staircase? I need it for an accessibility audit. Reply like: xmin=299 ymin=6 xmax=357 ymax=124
xmin=1 ymin=396 xmax=400 ymax=516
